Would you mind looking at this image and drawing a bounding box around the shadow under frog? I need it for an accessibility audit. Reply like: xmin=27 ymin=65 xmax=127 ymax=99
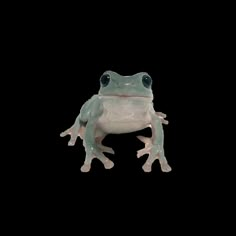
xmin=60 ymin=71 xmax=171 ymax=173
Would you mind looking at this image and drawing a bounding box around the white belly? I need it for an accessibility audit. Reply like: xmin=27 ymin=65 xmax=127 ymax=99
xmin=97 ymin=96 xmax=152 ymax=134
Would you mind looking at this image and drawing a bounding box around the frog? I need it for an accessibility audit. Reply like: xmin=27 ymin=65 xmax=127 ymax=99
xmin=60 ymin=70 xmax=171 ymax=173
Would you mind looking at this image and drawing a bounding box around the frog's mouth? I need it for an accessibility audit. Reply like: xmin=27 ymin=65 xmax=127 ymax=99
xmin=101 ymin=94 xmax=153 ymax=98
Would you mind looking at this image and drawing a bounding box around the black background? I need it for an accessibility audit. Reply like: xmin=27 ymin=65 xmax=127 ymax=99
xmin=6 ymin=3 xmax=232 ymax=233
xmin=5 ymin=2 xmax=233 ymax=232
xmin=36 ymin=16 xmax=202 ymax=184
xmin=15 ymin=4 xmax=223 ymax=223
xmin=39 ymin=24 xmax=203 ymax=198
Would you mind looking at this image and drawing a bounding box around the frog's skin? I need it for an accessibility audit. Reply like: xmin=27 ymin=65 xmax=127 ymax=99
xmin=60 ymin=71 xmax=171 ymax=173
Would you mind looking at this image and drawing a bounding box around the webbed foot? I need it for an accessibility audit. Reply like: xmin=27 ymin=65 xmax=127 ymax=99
xmin=155 ymin=112 xmax=169 ymax=125
xmin=95 ymin=137 xmax=115 ymax=154
xmin=81 ymin=146 xmax=114 ymax=172
xmin=137 ymin=136 xmax=171 ymax=173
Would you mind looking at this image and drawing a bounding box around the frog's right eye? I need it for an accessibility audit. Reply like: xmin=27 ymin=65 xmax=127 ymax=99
xmin=100 ymin=74 xmax=110 ymax=87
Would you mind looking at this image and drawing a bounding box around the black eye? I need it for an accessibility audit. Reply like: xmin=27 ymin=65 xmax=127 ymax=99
xmin=100 ymin=74 xmax=110 ymax=87
xmin=142 ymin=75 xmax=152 ymax=88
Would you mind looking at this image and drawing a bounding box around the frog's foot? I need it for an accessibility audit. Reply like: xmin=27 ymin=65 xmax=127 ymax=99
xmin=137 ymin=136 xmax=156 ymax=172
xmin=97 ymin=144 xmax=115 ymax=155
xmin=155 ymin=112 xmax=169 ymax=125
xmin=95 ymin=137 xmax=115 ymax=154
xmin=137 ymin=136 xmax=171 ymax=173
xmin=60 ymin=124 xmax=83 ymax=146
xmin=136 ymin=136 xmax=152 ymax=158
xmin=81 ymin=147 xmax=114 ymax=172
xmin=94 ymin=150 xmax=114 ymax=169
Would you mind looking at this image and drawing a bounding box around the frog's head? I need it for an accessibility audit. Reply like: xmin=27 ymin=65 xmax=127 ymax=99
xmin=98 ymin=71 xmax=153 ymax=99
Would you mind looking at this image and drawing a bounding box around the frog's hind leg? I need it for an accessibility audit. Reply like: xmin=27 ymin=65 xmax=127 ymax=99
xmin=136 ymin=136 xmax=158 ymax=172
xmin=80 ymin=129 xmax=114 ymax=172
xmin=95 ymin=130 xmax=115 ymax=168
xmin=136 ymin=136 xmax=171 ymax=172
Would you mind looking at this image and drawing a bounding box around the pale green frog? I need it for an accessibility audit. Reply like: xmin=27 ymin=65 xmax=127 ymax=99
xmin=60 ymin=71 xmax=171 ymax=173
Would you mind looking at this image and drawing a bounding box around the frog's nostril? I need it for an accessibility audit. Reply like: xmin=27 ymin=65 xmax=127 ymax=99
xmin=124 ymin=82 xmax=136 ymax=86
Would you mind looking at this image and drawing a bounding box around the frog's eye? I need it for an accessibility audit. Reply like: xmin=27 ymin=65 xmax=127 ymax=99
xmin=142 ymin=75 xmax=152 ymax=88
xmin=100 ymin=74 xmax=110 ymax=87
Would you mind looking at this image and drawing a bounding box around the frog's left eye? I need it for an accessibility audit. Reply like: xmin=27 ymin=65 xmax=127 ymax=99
xmin=142 ymin=75 xmax=152 ymax=88
xmin=100 ymin=74 xmax=110 ymax=87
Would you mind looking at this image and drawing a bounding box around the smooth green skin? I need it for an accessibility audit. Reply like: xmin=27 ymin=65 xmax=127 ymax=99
xmin=60 ymin=71 xmax=171 ymax=173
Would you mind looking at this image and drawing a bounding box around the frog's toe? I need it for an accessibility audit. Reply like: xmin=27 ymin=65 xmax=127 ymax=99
xmin=137 ymin=148 xmax=150 ymax=158
xmin=142 ymin=163 xmax=152 ymax=172
xmin=81 ymin=164 xmax=91 ymax=172
xmin=99 ymin=145 xmax=115 ymax=154
xmin=92 ymin=149 xmax=114 ymax=170
xmin=68 ymin=140 xmax=76 ymax=146
xmin=160 ymin=163 xmax=172 ymax=172
xmin=136 ymin=136 xmax=152 ymax=158
xmin=104 ymin=159 xmax=114 ymax=169
xmin=106 ymin=147 xmax=115 ymax=155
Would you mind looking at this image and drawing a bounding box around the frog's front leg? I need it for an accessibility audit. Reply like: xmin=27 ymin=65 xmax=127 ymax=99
xmin=60 ymin=116 xmax=82 ymax=146
xmin=137 ymin=114 xmax=171 ymax=172
xmin=81 ymin=122 xmax=114 ymax=172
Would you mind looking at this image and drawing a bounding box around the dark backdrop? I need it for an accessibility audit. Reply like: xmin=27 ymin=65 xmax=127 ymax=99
xmin=39 ymin=28 xmax=199 ymax=191
xmin=8 ymin=4 xmax=228 ymax=233
xmin=24 ymin=6 xmax=216 ymax=216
